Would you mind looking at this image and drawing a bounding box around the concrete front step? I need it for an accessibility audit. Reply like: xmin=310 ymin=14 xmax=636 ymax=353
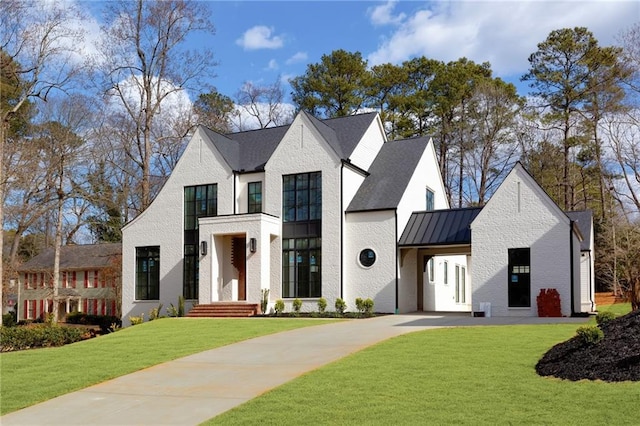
xmin=186 ymin=303 xmax=260 ymax=318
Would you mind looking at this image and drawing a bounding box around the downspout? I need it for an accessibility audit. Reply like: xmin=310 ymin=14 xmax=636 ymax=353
xmin=340 ymin=164 xmax=344 ymax=300
xmin=395 ymin=210 xmax=399 ymax=314
xmin=569 ymin=221 xmax=575 ymax=316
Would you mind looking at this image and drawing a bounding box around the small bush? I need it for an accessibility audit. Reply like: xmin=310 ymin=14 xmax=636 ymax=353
xmin=596 ymin=311 xmax=616 ymax=325
xmin=129 ymin=313 xmax=144 ymax=325
xmin=317 ymin=297 xmax=327 ymax=313
xmin=2 ymin=311 xmax=17 ymax=327
xmin=178 ymin=295 xmax=185 ymax=317
xmin=274 ymin=299 xmax=285 ymax=316
xmin=149 ymin=303 xmax=163 ymax=321
xmin=1 ymin=324 xmax=84 ymax=352
xmin=576 ymin=325 xmax=604 ymax=345
xmin=166 ymin=304 xmax=179 ymax=317
xmin=292 ymin=298 xmax=302 ymax=314
xmin=335 ymin=298 xmax=347 ymax=315
xmin=363 ymin=298 xmax=374 ymax=316
xmin=65 ymin=313 xmax=122 ymax=333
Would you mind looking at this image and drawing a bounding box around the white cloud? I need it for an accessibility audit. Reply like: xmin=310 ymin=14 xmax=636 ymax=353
xmin=236 ymin=26 xmax=284 ymax=50
xmin=368 ymin=0 xmax=406 ymax=26
xmin=266 ymin=59 xmax=279 ymax=70
xmin=367 ymin=1 xmax=639 ymax=76
xmin=286 ymin=51 xmax=308 ymax=65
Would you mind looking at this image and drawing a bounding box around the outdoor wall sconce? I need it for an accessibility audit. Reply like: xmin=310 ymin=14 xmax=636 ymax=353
xmin=249 ymin=237 xmax=257 ymax=253
xmin=200 ymin=240 xmax=207 ymax=256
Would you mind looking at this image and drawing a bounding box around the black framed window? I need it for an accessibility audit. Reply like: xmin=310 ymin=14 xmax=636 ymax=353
xmin=508 ymin=248 xmax=531 ymax=307
xmin=426 ymin=188 xmax=435 ymax=211
xmin=359 ymin=248 xmax=376 ymax=267
xmin=282 ymin=237 xmax=321 ymax=298
xmin=136 ymin=246 xmax=160 ymax=300
xmin=283 ymin=172 xmax=321 ymax=222
xmin=183 ymin=184 xmax=216 ymax=299
xmin=248 ymin=181 xmax=262 ymax=213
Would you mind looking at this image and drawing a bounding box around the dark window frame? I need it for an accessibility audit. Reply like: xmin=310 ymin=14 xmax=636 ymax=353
xmin=426 ymin=187 xmax=435 ymax=211
xmin=508 ymin=248 xmax=531 ymax=308
xmin=136 ymin=246 xmax=160 ymax=300
xmin=248 ymin=181 xmax=262 ymax=213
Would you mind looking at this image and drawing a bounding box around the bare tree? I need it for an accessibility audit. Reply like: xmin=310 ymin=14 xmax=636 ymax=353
xmin=0 ymin=0 xmax=85 ymax=323
xmin=94 ymin=0 xmax=216 ymax=213
xmin=233 ymin=78 xmax=292 ymax=131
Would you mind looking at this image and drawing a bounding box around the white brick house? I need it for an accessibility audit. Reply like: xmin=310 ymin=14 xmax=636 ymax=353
xmin=121 ymin=113 xmax=594 ymax=323
xmin=470 ymin=163 xmax=593 ymax=317
xmin=121 ymin=111 xmax=463 ymax=322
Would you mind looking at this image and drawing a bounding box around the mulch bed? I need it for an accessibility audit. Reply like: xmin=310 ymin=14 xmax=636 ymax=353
xmin=535 ymin=309 xmax=640 ymax=382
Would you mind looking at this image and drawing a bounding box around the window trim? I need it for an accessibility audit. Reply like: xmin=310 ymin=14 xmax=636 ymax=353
xmin=248 ymin=181 xmax=262 ymax=214
xmin=426 ymin=187 xmax=435 ymax=211
xmin=135 ymin=246 xmax=160 ymax=301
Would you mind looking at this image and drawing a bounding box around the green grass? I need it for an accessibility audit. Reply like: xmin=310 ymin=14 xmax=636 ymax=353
xmin=598 ymin=301 xmax=632 ymax=316
xmin=207 ymin=324 xmax=640 ymax=425
xmin=0 ymin=318 xmax=335 ymax=414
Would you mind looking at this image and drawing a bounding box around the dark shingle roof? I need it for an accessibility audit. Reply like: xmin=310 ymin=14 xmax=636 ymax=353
xmin=17 ymin=243 xmax=122 ymax=272
xmin=566 ymin=210 xmax=593 ymax=251
xmin=399 ymin=207 xmax=483 ymax=247
xmin=346 ymin=137 xmax=430 ymax=212
xmin=200 ymin=112 xmax=379 ymax=172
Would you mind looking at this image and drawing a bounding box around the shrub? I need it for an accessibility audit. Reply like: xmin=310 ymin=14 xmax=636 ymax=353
xmin=596 ymin=311 xmax=616 ymax=325
xmin=363 ymin=298 xmax=374 ymax=316
xmin=355 ymin=298 xmax=365 ymax=316
xmin=178 ymin=295 xmax=185 ymax=317
xmin=335 ymin=298 xmax=347 ymax=315
xmin=65 ymin=313 xmax=122 ymax=333
xmin=576 ymin=325 xmax=604 ymax=345
xmin=2 ymin=311 xmax=17 ymax=327
xmin=292 ymin=298 xmax=302 ymax=314
xmin=0 ymin=324 xmax=84 ymax=352
xmin=149 ymin=303 xmax=163 ymax=321
xmin=274 ymin=299 xmax=285 ymax=316
xmin=261 ymin=288 xmax=270 ymax=314
xmin=129 ymin=313 xmax=144 ymax=325
xmin=317 ymin=297 xmax=327 ymax=313
xmin=166 ymin=304 xmax=179 ymax=317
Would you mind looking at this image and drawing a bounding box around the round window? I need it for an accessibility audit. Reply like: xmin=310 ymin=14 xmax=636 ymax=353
xmin=359 ymin=248 xmax=376 ymax=267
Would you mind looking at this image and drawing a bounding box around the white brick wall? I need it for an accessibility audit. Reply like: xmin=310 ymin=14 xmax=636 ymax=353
xmin=471 ymin=164 xmax=576 ymax=317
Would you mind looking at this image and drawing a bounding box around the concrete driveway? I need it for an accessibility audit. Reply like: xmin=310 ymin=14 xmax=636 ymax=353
xmin=0 ymin=313 xmax=588 ymax=426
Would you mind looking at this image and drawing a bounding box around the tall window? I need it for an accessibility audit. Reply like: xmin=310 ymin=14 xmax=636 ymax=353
xmin=508 ymin=248 xmax=531 ymax=307
xmin=455 ymin=265 xmax=466 ymax=303
xmin=136 ymin=246 xmax=160 ymax=300
xmin=426 ymin=188 xmax=435 ymax=211
xmin=428 ymin=258 xmax=435 ymax=282
xmin=282 ymin=237 xmax=321 ymax=298
xmin=282 ymin=172 xmax=321 ymax=298
xmin=283 ymin=172 xmax=321 ymax=222
xmin=183 ymin=184 xmax=217 ymax=300
xmin=248 ymin=181 xmax=262 ymax=213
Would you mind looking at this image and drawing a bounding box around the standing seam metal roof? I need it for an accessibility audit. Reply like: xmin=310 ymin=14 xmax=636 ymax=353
xmin=399 ymin=207 xmax=483 ymax=246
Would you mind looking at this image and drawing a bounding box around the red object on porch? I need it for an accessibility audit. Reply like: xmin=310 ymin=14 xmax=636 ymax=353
xmin=537 ymin=288 xmax=562 ymax=317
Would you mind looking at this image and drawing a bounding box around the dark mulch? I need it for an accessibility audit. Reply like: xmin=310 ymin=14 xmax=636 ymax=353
xmin=536 ymin=310 xmax=640 ymax=382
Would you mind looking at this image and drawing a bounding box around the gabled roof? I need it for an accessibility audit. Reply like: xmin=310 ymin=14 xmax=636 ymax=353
xmin=346 ymin=136 xmax=430 ymax=212
xmin=566 ymin=210 xmax=593 ymax=251
xmin=17 ymin=243 xmax=122 ymax=272
xmin=200 ymin=112 xmax=379 ymax=173
xmin=399 ymin=207 xmax=483 ymax=247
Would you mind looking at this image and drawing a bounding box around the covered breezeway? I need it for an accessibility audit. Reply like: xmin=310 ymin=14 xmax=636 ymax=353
xmin=399 ymin=207 xmax=482 ymax=312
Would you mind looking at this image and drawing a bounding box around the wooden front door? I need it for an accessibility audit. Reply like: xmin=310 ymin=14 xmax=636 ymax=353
xmin=231 ymin=237 xmax=247 ymax=301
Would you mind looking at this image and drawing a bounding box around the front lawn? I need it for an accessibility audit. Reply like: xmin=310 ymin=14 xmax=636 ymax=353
xmin=208 ymin=323 xmax=640 ymax=425
xmin=0 ymin=318 xmax=333 ymax=414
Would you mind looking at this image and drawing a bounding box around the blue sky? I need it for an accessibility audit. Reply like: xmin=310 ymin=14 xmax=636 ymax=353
xmin=84 ymin=1 xmax=639 ymax=102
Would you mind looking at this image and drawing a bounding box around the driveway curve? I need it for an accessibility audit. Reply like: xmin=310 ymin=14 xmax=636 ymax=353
xmin=1 ymin=313 xmax=588 ymax=426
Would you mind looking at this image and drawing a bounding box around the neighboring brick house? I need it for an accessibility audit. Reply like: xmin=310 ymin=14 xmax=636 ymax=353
xmin=16 ymin=243 xmax=121 ymax=321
